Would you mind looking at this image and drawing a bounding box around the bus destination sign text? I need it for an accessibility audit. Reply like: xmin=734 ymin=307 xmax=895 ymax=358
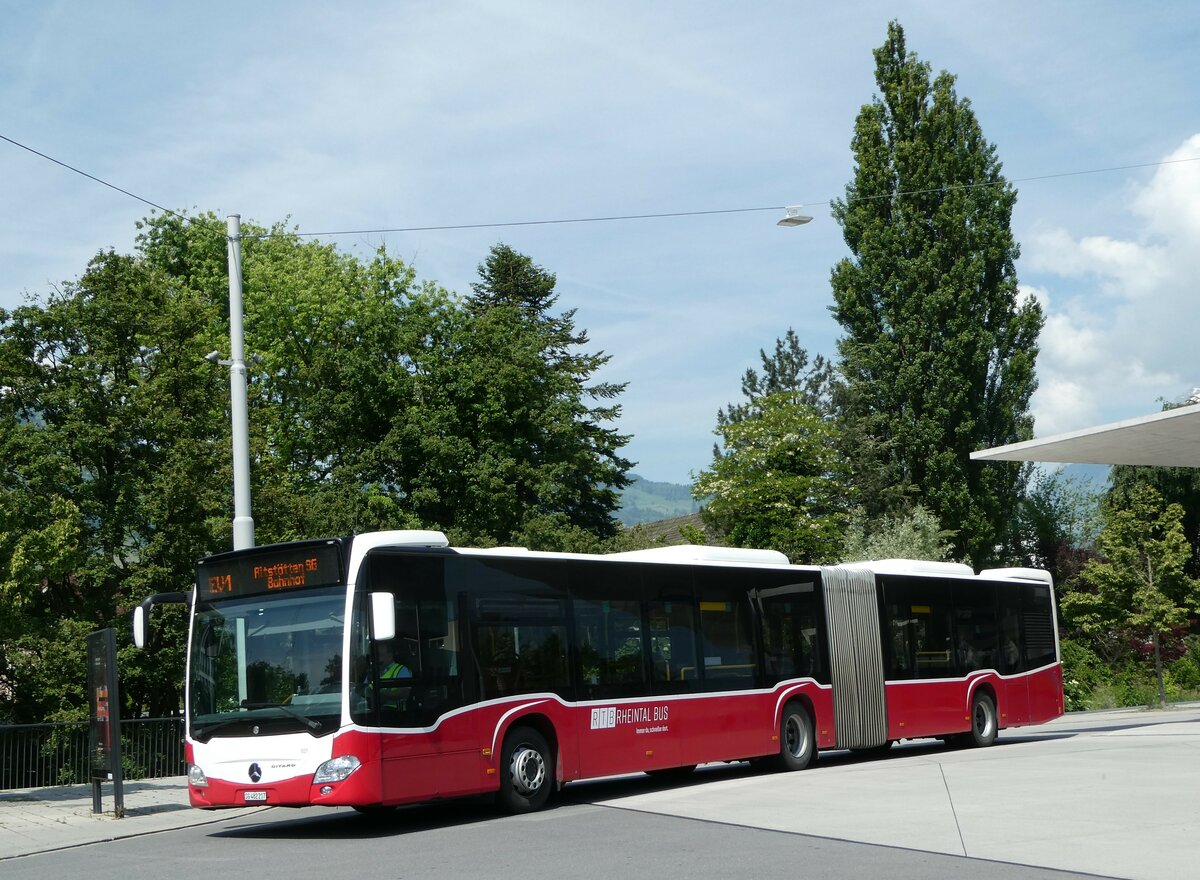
xmin=197 ymin=542 xmax=344 ymax=600
xmin=254 ymin=557 xmax=321 ymax=591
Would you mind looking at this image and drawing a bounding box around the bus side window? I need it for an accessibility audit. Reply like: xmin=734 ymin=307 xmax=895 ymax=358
xmin=456 ymin=557 xmax=570 ymax=702
xmin=758 ymin=580 xmax=819 ymax=684
xmin=573 ymin=598 xmax=646 ymax=699
xmin=353 ymin=552 xmax=469 ymax=728
xmin=998 ymin=584 xmax=1024 ymax=674
xmin=883 ymin=578 xmax=954 ymax=680
xmin=695 ymin=570 xmax=757 ymax=689
xmin=474 ymin=600 xmax=569 ymax=700
xmin=1022 ymin=584 xmax=1057 ymax=669
xmin=954 ymin=582 xmax=997 ymax=675
xmin=647 ymin=599 xmax=697 ymax=691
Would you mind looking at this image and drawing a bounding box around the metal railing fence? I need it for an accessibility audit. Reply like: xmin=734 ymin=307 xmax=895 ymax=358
xmin=0 ymin=716 xmax=186 ymax=790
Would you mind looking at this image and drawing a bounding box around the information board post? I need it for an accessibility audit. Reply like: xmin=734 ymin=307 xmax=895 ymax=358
xmin=87 ymin=628 xmax=125 ymax=818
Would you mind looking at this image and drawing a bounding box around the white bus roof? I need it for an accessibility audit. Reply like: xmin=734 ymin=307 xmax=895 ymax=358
xmin=979 ymin=567 xmax=1055 ymax=585
xmin=605 ymin=545 xmax=791 ymax=565
xmin=838 ymin=559 xmax=976 ymax=577
xmin=841 ymin=559 xmax=1053 ymax=584
xmin=353 ymin=530 xmax=450 ymax=550
xmin=343 ymin=532 xmax=1051 ymax=584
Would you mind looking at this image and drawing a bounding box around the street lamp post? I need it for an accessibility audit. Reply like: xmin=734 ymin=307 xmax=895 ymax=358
xmin=225 ymin=214 xmax=255 ymax=550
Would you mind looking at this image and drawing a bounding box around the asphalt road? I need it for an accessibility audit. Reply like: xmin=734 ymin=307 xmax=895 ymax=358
xmin=1 ymin=795 xmax=1104 ymax=880
xmin=5 ymin=705 xmax=1197 ymax=880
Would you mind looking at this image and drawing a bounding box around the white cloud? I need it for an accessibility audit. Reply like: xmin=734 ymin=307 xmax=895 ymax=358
xmin=1032 ymin=376 xmax=1097 ymax=437
xmin=1134 ymin=134 xmax=1200 ymax=242
xmin=1026 ymin=133 xmax=1200 ymax=439
xmin=1027 ymin=227 xmax=1168 ymax=299
xmin=1039 ymin=310 xmax=1102 ymax=373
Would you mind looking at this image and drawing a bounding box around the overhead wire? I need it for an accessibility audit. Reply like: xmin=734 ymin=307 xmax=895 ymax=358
xmin=2 ymin=130 xmax=1198 ymax=241
xmin=0 ymin=133 xmax=184 ymax=222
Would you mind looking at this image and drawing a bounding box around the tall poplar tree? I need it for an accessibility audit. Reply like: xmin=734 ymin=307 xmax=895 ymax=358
xmin=830 ymin=21 xmax=1042 ymax=567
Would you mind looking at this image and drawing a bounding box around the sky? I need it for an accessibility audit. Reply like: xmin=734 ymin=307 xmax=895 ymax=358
xmin=2 ymin=1 xmax=1199 ymax=485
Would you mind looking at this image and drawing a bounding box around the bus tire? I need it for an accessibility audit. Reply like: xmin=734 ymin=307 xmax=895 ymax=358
xmin=966 ymin=692 xmax=998 ymax=748
xmin=778 ymin=702 xmax=815 ymax=771
xmin=497 ymin=725 xmax=553 ymax=813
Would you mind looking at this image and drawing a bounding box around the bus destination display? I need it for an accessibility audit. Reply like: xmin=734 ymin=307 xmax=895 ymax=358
xmin=197 ymin=542 xmax=344 ymax=599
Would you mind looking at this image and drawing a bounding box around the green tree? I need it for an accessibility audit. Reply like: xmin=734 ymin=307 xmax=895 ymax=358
xmin=1016 ymin=468 xmax=1100 ymax=585
xmin=840 ymin=504 xmax=955 ymax=563
xmin=1110 ymin=463 xmax=1200 ymax=578
xmin=1061 ymin=484 xmax=1200 ymax=707
xmin=716 ymin=328 xmax=833 ymax=429
xmin=401 ymin=244 xmax=632 ymax=544
xmin=0 ymin=242 xmax=228 ymax=720
xmin=236 ymin=223 xmax=434 ymax=540
xmin=694 ymin=393 xmax=851 ymax=563
xmin=829 ymin=21 xmax=1042 ymax=568
xmin=1 ymin=219 xmax=634 ymax=721
xmin=1106 ymin=396 xmax=1200 ymax=578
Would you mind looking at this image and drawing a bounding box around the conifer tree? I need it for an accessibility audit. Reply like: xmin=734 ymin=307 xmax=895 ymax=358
xmin=830 ymin=21 xmax=1042 ymax=567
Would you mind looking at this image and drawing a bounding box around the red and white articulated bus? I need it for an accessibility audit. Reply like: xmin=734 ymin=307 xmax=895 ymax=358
xmin=133 ymin=530 xmax=1063 ymax=813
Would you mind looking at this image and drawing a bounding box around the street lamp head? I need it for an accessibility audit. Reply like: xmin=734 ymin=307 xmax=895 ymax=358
xmin=777 ymin=206 xmax=813 ymax=227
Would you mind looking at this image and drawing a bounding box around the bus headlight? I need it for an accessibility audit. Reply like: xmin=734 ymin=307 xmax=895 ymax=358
xmin=188 ymin=764 xmax=209 ymax=788
xmin=313 ymin=755 xmax=361 ymax=784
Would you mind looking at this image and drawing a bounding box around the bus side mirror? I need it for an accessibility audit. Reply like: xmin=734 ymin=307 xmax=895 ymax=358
xmin=133 ymin=606 xmax=147 ymax=649
xmin=370 ymin=592 xmax=396 ymax=641
xmin=132 ymin=592 xmax=190 ymax=650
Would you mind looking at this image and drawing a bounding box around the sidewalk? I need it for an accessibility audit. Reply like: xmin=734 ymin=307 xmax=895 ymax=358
xmin=3 ymin=703 xmax=1197 ymax=864
xmin=0 ymin=776 xmax=256 ymax=860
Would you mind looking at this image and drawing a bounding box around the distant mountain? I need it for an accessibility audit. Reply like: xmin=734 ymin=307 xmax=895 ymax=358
xmin=617 ymin=474 xmax=701 ymax=526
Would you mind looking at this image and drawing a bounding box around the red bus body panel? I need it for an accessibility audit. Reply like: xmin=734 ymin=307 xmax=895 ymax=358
xmin=185 ymin=667 xmax=1061 ymax=809
xmin=185 ymin=681 xmax=842 ymax=808
xmin=884 ymin=664 xmax=1063 ymax=741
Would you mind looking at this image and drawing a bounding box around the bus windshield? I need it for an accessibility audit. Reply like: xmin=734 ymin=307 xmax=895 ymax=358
xmin=188 ymin=585 xmax=346 ymax=741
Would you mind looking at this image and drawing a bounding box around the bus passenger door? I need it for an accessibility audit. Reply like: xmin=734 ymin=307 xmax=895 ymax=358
xmin=362 ymin=552 xmax=480 ymax=803
xmin=682 ymin=571 xmax=764 ymax=764
xmin=571 ymin=563 xmax=684 ymax=777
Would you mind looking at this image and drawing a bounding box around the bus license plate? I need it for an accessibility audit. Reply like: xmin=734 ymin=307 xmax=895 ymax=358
xmin=244 ymin=791 xmax=268 ymax=802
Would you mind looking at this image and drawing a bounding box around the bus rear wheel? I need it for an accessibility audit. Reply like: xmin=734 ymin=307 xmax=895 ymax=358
xmin=777 ymin=702 xmax=815 ymax=771
xmin=965 ymin=692 xmax=998 ymax=748
xmin=497 ymin=725 xmax=553 ymax=813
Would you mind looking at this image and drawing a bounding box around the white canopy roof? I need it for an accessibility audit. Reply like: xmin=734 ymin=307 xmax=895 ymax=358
xmin=971 ymin=404 xmax=1200 ymax=468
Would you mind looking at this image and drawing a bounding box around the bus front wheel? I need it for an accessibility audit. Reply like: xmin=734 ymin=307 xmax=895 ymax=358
xmin=778 ymin=703 xmax=815 ymax=771
xmin=497 ymin=725 xmax=553 ymax=813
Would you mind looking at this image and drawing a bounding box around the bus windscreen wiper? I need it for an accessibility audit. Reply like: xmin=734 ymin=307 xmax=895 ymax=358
xmin=240 ymin=700 xmax=324 ymax=731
